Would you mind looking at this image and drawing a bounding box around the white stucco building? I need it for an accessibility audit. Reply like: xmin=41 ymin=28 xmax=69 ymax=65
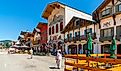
xmin=42 ymin=2 xmax=92 ymax=52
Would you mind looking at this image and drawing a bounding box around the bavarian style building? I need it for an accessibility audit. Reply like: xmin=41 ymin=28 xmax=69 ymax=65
xmin=93 ymin=0 xmax=121 ymax=55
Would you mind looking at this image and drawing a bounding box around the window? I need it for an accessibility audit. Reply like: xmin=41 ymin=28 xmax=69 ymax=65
xmin=70 ymin=33 xmax=72 ymax=38
xmin=104 ymin=29 xmax=112 ymax=37
xmin=116 ymin=4 xmax=121 ymax=12
xmin=120 ymin=4 xmax=121 ymax=11
xmin=101 ymin=8 xmax=111 ymax=17
xmin=52 ymin=26 xmax=54 ymax=34
xmin=56 ymin=24 xmax=58 ymax=33
xmin=75 ymin=32 xmax=77 ymax=37
xmin=84 ymin=30 xmax=87 ymax=35
xmin=60 ymin=22 xmax=63 ymax=31
xmin=49 ymin=27 xmax=51 ymax=35
xmin=75 ymin=19 xmax=80 ymax=27
xmin=78 ymin=31 xmax=80 ymax=36
xmin=67 ymin=34 xmax=69 ymax=38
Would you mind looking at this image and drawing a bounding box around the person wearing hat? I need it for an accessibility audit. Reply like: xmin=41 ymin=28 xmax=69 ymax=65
xmin=55 ymin=49 xmax=62 ymax=69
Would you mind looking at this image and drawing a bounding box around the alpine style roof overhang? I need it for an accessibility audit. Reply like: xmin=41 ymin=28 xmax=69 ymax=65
xmin=61 ymin=16 xmax=95 ymax=34
xmin=42 ymin=1 xmax=92 ymax=20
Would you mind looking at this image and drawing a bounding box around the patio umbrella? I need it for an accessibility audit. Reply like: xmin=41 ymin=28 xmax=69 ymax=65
xmin=110 ymin=38 xmax=116 ymax=58
xmin=86 ymin=33 xmax=92 ymax=57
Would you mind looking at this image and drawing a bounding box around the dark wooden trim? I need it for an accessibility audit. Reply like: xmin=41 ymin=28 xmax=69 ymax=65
xmin=73 ymin=21 xmax=74 ymax=42
xmin=112 ymin=0 xmax=116 ymax=25
xmin=96 ymin=11 xmax=101 ymax=29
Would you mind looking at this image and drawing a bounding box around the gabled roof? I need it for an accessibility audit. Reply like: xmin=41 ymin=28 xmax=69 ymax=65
xmin=61 ymin=16 xmax=95 ymax=33
xmin=20 ymin=31 xmax=27 ymax=35
xmin=42 ymin=1 xmax=92 ymax=19
xmin=36 ymin=22 xmax=47 ymax=29
xmin=42 ymin=2 xmax=64 ymax=19
xmin=32 ymin=22 xmax=47 ymax=34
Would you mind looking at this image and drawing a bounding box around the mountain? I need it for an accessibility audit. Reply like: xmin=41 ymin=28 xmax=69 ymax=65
xmin=0 ymin=40 xmax=12 ymax=43
xmin=0 ymin=40 xmax=13 ymax=48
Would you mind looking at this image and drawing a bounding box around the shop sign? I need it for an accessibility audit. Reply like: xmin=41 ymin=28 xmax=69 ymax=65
xmin=103 ymin=22 xmax=111 ymax=28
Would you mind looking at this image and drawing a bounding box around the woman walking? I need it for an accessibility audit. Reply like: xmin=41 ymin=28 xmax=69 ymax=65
xmin=55 ymin=49 xmax=62 ymax=69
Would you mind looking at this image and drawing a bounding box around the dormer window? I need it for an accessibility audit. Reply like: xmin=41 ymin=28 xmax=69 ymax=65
xmin=116 ymin=4 xmax=121 ymax=12
xmin=101 ymin=8 xmax=111 ymax=18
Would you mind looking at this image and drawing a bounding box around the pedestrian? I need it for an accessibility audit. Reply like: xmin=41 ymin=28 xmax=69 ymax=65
xmin=30 ymin=48 xmax=33 ymax=59
xmin=27 ymin=38 xmax=33 ymax=59
xmin=55 ymin=49 xmax=62 ymax=69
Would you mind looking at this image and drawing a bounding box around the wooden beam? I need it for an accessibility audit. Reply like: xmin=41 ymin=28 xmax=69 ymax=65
xmin=65 ymin=54 xmax=121 ymax=64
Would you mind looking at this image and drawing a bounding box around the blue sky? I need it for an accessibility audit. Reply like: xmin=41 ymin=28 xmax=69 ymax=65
xmin=0 ymin=0 xmax=104 ymax=41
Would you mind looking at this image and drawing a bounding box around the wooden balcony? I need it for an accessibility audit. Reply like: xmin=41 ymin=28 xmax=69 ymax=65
xmin=80 ymin=35 xmax=87 ymax=40
xmin=69 ymin=37 xmax=73 ymax=42
xmin=99 ymin=36 xmax=112 ymax=42
xmin=80 ymin=33 xmax=96 ymax=41
xmin=64 ymin=38 xmax=69 ymax=43
xmin=73 ymin=35 xmax=81 ymax=42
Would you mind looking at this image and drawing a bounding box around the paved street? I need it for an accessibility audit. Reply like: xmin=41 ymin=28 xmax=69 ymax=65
xmin=0 ymin=51 xmax=64 ymax=71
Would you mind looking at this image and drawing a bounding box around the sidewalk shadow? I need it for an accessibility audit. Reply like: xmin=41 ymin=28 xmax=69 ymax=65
xmin=27 ymin=57 xmax=32 ymax=59
xmin=49 ymin=66 xmax=58 ymax=69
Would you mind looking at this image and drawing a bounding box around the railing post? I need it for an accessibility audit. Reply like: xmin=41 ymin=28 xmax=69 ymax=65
xmin=76 ymin=54 xmax=78 ymax=71
xmin=65 ymin=56 xmax=66 ymax=71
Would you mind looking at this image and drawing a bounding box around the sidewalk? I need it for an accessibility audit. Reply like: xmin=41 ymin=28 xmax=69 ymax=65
xmin=33 ymin=55 xmax=65 ymax=71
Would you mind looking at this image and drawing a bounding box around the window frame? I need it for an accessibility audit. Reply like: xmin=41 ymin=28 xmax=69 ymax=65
xmin=49 ymin=27 xmax=51 ymax=35
xmin=116 ymin=4 xmax=121 ymax=12
xmin=52 ymin=26 xmax=54 ymax=34
xmin=56 ymin=24 xmax=58 ymax=33
xmin=60 ymin=22 xmax=63 ymax=31
xmin=101 ymin=8 xmax=111 ymax=17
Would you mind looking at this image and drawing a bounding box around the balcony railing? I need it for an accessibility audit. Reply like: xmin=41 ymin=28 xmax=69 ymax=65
xmin=91 ymin=33 xmax=97 ymax=39
xmin=99 ymin=36 xmax=112 ymax=42
xmin=69 ymin=37 xmax=73 ymax=42
xmin=64 ymin=33 xmax=96 ymax=43
xmin=64 ymin=38 xmax=68 ymax=43
xmin=73 ymin=35 xmax=81 ymax=41
xmin=80 ymin=33 xmax=96 ymax=41
xmin=80 ymin=35 xmax=87 ymax=40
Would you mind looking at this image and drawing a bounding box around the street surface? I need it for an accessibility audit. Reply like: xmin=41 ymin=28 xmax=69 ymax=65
xmin=0 ymin=50 xmax=64 ymax=71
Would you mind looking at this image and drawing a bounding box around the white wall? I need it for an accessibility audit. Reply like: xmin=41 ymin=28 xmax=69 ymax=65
xmin=116 ymin=14 xmax=121 ymax=26
xmin=100 ymin=17 xmax=114 ymax=29
xmin=80 ymin=27 xmax=86 ymax=36
xmin=65 ymin=6 xmax=92 ymax=27
xmin=47 ymin=7 xmax=65 ymax=42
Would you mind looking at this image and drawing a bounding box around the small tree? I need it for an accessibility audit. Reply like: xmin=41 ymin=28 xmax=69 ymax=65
xmin=5 ymin=42 xmax=11 ymax=48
